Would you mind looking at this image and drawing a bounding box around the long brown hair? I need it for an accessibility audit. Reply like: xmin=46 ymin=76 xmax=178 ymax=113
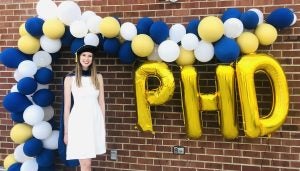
xmin=75 ymin=53 xmax=100 ymax=90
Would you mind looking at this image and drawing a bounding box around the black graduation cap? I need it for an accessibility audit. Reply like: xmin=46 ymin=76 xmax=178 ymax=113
xmin=75 ymin=45 xmax=98 ymax=62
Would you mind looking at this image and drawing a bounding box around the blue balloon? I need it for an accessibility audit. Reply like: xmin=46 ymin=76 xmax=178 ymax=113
xmin=149 ymin=21 xmax=169 ymax=44
xmin=222 ymin=8 xmax=242 ymax=22
xmin=23 ymin=138 xmax=43 ymax=157
xmin=103 ymin=38 xmax=121 ymax=56
xmin=38 ymin=165 xmax=55 ymax=171
xmin=70 ymin=38 xmax=84 ymax=55
xmin=8 ymin=163 xmax=22 ymax=171
xmin=34 ymin=67 xmax=54 ymax=84
xmin=214 ymin=36 xmax=240 ymax=63
xmin=97 ymin=34 xmax=105 ymax=51
xmin=240 ymin=11 xmax=259 ymax=29
xmin=25 ymin=17 xmax=44 ymax=37
xmin=266 ymin=8 xmax=294 ymax=29
xmin=137 ymin=17 xmax=154 ymax=35
xmin=187 ymin=19 xmax=200 ymax=37
xmin=36 ymin=149 xmax=55 ymax=167
xmin=17 ymin=77 xmax=38 ymax=95
xmin=61 ymin=26 xmax=75 ymax=47
xmin=118 ymin=41 xmax=136 ymax=64
xmin=32 ymin=89 xmax=55 ymax=107
xmin=0 ymin=48 xmax=29 ymax=68
xmin=3 ymin=92 xmax=32 ymax=113
xmin=11 ymin=112 xmax=24 ymax=123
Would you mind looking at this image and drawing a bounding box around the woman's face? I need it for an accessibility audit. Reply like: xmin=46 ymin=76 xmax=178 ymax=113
xmin=79 ymin=52 xmax=93 ymax=70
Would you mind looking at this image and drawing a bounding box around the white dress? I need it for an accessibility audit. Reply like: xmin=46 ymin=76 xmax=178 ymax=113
xmin=66 ymin=76 xmax=106 ymax=160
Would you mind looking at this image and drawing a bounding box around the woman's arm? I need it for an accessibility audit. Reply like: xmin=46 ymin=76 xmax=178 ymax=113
xmin=98 ymin=74 xmax=105 ymax=117
xmin=63 ymin=76 xmax=72 ymax=143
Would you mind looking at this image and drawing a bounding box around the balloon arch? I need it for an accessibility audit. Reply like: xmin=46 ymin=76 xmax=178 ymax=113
xmin=0 ymin=0 xmax=296 ymax=170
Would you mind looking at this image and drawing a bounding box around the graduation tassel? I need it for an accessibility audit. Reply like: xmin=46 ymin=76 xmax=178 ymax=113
xmin=75 ymin=53 xmax=78 ymax=63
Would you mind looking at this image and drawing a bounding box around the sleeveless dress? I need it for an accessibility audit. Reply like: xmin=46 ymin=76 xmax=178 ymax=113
xmin=66 ymin=76 xmax=106 ymax=160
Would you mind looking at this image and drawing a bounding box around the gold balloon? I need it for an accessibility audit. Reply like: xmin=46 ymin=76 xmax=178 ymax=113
xmin=236 ymin=53 xmax=289 ymax=138
xmin=18 ymin=35 xmax=40 ymax=54
xmin=99 ymin=17 xmax=120 ymax=38
xmin=237 ymin=32 xmax=259 ymax=54
xmin=19 ymin=23 xmax=29 ymax=36
xmin=132 ymin=34 xmax=154 ymax=57
xmin=135 ymin=62 xmax=175 ymax=133
xmin=4 ymin=154 xmax=16 ymax=169
xmin=216 ymin=65 xmax=238 ymax=139
xmin=255 ymin=23 xmax=278 ymax=46
xmin=198 ymin=16 xmax=224 ymax=42
xmin=176 ymin=47 xmax=195 ymax=66
xmin=43 ymin=18 xmax=65 ymax=39
xmin=180 ymin=66 xmax=201 ymax=139
xmin=199 ymin=94 xmax=218 ymax=111
xmin=10 ymin=123 xmax=32 ymax=144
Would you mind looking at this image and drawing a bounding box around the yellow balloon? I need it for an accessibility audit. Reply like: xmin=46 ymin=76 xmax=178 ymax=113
xmin=10 ymin=123 xmax=32 ymax=144
xmin=176 ymin=47 xmax=195 ymax=66
xmin=198 ymin=16 xmax=224 ymax=42
xmin=135 ymin=62 xmax=175 ymax=133
xmin=255 ymin=23 xmax=278 ymax=46
xmin=4 ymin=154 xmax=17 ymax=169
xmin=18 ymin=35 xmax=40 ymax=54
xmin=19 ymin=23 xmax=29 ymax=36
xmin=43 ymin=18 xmax=65 ymax=39
xmin=236 ymin=53 xmax=289 ymax=138
xmin=132 ymin=34 xmax=154 ymax=57
xmin=99 ymin=17 xmax=120 ymax=38
xmin=237 ymin=32 xmax=259 ymax=54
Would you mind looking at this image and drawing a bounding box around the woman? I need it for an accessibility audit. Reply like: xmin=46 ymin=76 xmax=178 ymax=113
xmin=63 ymin=45 xmax=106 ymax=171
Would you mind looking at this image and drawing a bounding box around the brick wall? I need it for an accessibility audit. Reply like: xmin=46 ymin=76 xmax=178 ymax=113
xmin=0 ymin=0 xmax=300 ymax=170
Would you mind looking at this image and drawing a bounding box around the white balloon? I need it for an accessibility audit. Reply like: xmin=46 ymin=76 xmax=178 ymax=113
xmin=84 ymin=33 xmax=100 ymax=46
xmin=40 ymin=35 xmax=62 ymax=53
xmin=87 ymin=15 xmax=102 ymax=34
xmin=181 ymin=33 xmax=199 ymax=50
xmin=194 ymin=40 xmax=214 ymax=62
xmin=224 ymin=18 xmax=244 ymax=38
xmin=32 ymin=121 xmax=52 ymax=140
xmin=36 ymin=0 xmax=58 ymax=20
xmin=158 ymin=40 xmax=180 ymax=62
xmin=37 ymin=83 xmax=49 ymax=91
xmin=42 ymin=130 xmax=59 ymax=150
xmin=14 ymin=144 xmax=32 ymax=163
xmin=14 ymin=69 xmax=26 ymax=82
xmin=70 ymin=20 xmax=88 ymax=38
xmin=120 ymin=22 xmax=137 ymax=41
xmin=249 ymin=8 xmax=264 ymax=25
xmin=169 ymin=24 xmax=186 ymax=43
xmin=290 ymin=13 xmax=297 ymax=26
xmin=11 ymin=84 xmax=18 ymax=92
xmin=81 ymin=11 xmax=96 ymax=23
xmin=147 ymin=44 xmax=162 ymax=61
xmin=57 ymin=1 xmax=81 ymax=26
xmin=23 ymin=105 xmax=45 ymax=126
xmin=18 ymin=60 xmax=37 ymax=77
xmin=43 ymin=106 xmax=54 ymax=121
xmin=33 ymin=51 xmax=52 ymax=67
xmin=21 ymin=158 xmax=38 ymax=171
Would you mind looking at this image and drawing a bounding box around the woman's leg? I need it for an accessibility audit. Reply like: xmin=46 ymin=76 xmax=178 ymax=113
xmin=79 ymin=159 xmax=92 ymax=171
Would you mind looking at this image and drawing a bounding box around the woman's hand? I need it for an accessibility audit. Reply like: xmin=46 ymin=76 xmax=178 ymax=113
xmin=64 ymin=133 xmax=68 ymax=145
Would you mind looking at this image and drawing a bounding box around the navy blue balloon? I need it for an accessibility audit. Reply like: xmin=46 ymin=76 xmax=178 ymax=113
xmin=0 ymin=48 xmax=28 ymax=68
xmin=266 ymin=8 xmax=294 ymax=29
xmin=70 ymin=38 xmax=84 ymax=54
xmin=187 ymin=19 xmax=200 ymax=37
xmin=38 ymin=165 xmax=55 ymax=171
xmin=61 ymin=26 xmax=75 ymax=47
xmin=17 ymin=77 xmax=37 ymax=95
xmin=222 ymin=8 xmax=242 ymax=22
xmin=32 ymin=89 xmax=55 ymax=107
xmin=118 ymin=41 xmax=136 ymax=64
xmin=137 ymin=17 xmax=154 ymax=35
xmin=11 ymin=112 xmax=24 ymax=123
xmin=50 ymin=52 xmax=60 ymax=61
xmin=36 ymin=149 xmax=55 ymax=167
xmin=25 ymin=17 xmax=44 ymax=37
xmin=34 ymin=67 xmax=54 ymax=84
xmin=240 ymin=11 xmax=259 ymax=29
xmin=8 ymin=163 xmax=22 ymax=171
xmin=214 ymin=36 xmax=240 ymax=63
xmin=3 ymin=92 xmax=32 ymax=113
xmin=23 ymin=137 xmax=43 ymax=157
xmin=103 ymin=38 xmax=121 ymax=56
xmin=97 ymin=34 xmax=105 ymax=51
xmin=149 ymin=21 xmax=169 ymax=44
